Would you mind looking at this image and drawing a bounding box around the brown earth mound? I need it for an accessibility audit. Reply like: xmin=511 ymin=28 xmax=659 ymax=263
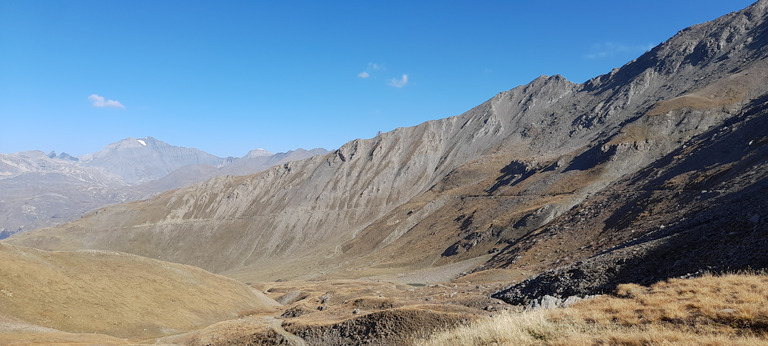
xmin=284 ymin=307 xmax=472 ymax=345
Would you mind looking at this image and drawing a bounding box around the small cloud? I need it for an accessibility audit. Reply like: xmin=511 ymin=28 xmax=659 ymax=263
xmin=584 ymin=42 xmax=654 ymax=59
xmin=388 ymin=74 xmax=408 ymax=88
xmin=357 ymin=62 xmax=383 ymax=78
xmin=88 ymin=94 xmax=125 ymax=109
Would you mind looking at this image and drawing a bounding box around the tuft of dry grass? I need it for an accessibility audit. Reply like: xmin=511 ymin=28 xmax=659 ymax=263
xmin=418 ymin=273 xmax=768 ymax=345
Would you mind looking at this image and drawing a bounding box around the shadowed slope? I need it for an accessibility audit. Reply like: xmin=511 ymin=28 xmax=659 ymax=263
xmin=490 ymin=91 xmax=768 ymax=304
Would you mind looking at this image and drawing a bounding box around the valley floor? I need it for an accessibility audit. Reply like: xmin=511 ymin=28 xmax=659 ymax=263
xmin=2 ymin=248 xmax=768 ymax=345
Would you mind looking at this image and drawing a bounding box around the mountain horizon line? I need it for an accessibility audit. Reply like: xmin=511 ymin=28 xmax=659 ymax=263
xmin=10 ymin=135 xmax=329 ymax=161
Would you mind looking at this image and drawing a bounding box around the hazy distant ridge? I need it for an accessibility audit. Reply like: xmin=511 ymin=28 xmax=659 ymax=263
xmin=0 ymin=138 xmax=327 ymax=237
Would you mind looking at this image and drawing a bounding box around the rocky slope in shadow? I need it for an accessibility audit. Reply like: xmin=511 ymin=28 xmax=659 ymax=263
xmin=489 ymin=0 xmax=768 ymax=304
xmin=491 ymin=92 xmax=768 ymax=305
xmin=9 ymin=1 xmax=768 ymax=288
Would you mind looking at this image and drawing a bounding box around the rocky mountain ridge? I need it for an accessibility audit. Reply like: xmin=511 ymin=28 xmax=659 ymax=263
xmin=485 ymin=0 xmax=768 ymax=302
xmin=491 ymin=88 xmax=768 ymax=304
xmin=78 ymin=136 xmax=228 ymax=184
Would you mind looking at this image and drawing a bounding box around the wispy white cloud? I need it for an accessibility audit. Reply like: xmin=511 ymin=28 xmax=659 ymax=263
xmin=88 ymin=94 xmax=125 ymax=109
xmin=388 ymin=74 xmax=408 ymax=88
xmin=584 ymin=42 xmax=655 ymax=59
xmin=357 ymin=62 xmax=383 ymax=78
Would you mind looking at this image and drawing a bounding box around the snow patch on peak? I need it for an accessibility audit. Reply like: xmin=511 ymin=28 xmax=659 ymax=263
xmin=245 ymin=148 xmax=274 ymax=158
xmin=137 ymin=139 xmax=146 ymax=146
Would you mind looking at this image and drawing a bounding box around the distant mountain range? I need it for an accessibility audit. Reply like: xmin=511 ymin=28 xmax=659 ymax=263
xmin=78 ymin=136 xmax=228 ymax=184
xmin=0 ymin=138 xmax=327 ymax=238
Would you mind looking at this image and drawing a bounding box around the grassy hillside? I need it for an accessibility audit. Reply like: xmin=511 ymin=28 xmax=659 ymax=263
xmin=419 ymin=273 xmax=768 ymax=345
xmin=0 ymin=242 xmax=279 ymax=340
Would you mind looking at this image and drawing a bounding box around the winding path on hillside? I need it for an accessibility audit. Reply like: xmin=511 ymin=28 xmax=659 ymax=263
xmin=266 ymin=316 xmax=307 ymax=346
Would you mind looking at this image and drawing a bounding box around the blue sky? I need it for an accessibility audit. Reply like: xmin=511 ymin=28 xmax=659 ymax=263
xmin=0 ymin=0 xmax=755 ymax=157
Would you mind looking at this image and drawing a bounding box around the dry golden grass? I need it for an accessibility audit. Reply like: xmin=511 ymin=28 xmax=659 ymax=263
xmin=0 ymin=314 xmax=130 ymax=345
xmin=0 ymin=242 xmax=279 ymax=341
xmin=647 ymin=73 xmax=749 ymax=116
xmin=419 ymin=273 xmax=768 ymax=345
xmin=605 ymin=123 xmax=655 ymax=146
xmin=157 ymin=315 xmax=277 ymax=346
